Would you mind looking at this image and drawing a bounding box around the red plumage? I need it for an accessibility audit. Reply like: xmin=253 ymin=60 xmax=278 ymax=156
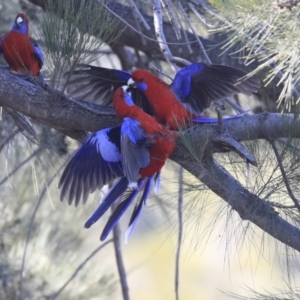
xmin=113 ymin=86 xmax=177 ymax=177
xmin=1 ymin=13 xmax=41 ymax=76
xmin=131 ymin=69 xmax=195 ymax=129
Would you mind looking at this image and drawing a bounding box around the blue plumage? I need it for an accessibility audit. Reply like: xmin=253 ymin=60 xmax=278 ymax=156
xmin=99 ymin=178 xmax=146 ymax=241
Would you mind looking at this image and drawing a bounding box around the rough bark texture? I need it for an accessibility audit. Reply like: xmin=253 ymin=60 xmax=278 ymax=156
xmin=1 ymin=67 xmax=300 ymax=251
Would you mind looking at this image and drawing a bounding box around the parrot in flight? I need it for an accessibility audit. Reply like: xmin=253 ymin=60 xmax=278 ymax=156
xmin=66 ymin=63 xmax=260 ymax=129
xmin=59 ymin=86 xmax=177 ymax=241
xmin=0 ymin=13 xmax=44 ymax=82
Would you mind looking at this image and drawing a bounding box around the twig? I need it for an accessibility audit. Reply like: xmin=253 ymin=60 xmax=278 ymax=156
xmin=161 ymin=0 xmax=182 ymax=39
xmin=0 ymin=147 xmax=44 ymax=187
xmin=4 ymin=107 xmax=38 ymax=143
xmin=127 ymin=0 xmax=151 ymax=30
xmin=187 ymin=2 xmax=216 ymax=28
xmin=19 ymin=165 xmax=65 ymax=300
xmin=270 ymin=140 xmax=300 ymax=213
xmin=128 ymin=0 xmax=147 ymax=46
xmin=112 ymin=203 xmax=130 ymax=300
xmin=0 ymin=128 xmax=20 ymax=153
xmin=175 ymin=166 xmax=183 ymax=300
xmin=103 ymin=3 xmax=200 ymax=46
xmin=174 ymin=2 xmax=193 ymax=55
xmin=50 ymin=239 xmax=113 ymax=300
xmin=153 ymin=0 xmax=175 ymax=65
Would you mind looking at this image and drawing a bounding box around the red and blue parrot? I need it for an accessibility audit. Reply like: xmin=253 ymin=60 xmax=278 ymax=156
xmin=67 ymin=63 xmax=260 ymax=129
xmin=59 ymin=86 xmax=177 ymax=241
xmin=0 ymin=13 xmax=44 ymax=81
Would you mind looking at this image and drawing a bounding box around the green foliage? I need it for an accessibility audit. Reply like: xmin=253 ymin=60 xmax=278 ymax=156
xmin=39 ymin=0 xmax=121 ymax=88
xmin=209 ymin=0 xmax=300 ymax=111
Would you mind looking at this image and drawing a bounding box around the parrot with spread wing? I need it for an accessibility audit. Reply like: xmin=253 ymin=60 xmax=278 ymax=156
xmin=0 ymin=13 xmax=44 ymax=81
xmin=59 ymin=86 xmax=177 ymax=241
xmin=67 ymin=63 xmax=260 ymax=129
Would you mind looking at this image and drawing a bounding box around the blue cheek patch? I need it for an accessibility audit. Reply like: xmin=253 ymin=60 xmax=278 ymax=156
xmin=12 ymin=23 xmax=28 ymax=35
xmin=124 ymin=93 xmax=135 ymax=106
xmin=136 ymin=82 xmax=147 ymax=92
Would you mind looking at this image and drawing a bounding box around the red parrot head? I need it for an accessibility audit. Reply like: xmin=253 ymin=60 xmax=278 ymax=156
xmin=13 ymin=13 xmax=29 ymax=35
xmin=128 ymin=70 xmax=155 ymax=92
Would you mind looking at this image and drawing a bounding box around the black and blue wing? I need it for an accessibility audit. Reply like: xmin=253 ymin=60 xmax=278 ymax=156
xmin=59 ymin=126 xmax=124 ymax=206
xmin=66 ymin=65 xmax=154 ymax=115
xmin=171 ymin=63 xmax=260 ymax=114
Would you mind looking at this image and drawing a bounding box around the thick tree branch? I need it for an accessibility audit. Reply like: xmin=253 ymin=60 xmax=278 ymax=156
xmin=26 ymin=0 xmax=230 ymax=65
xmin=2 ymin=67 xmax=300 ymax=251
xmin=172 ymin=152 xmax=300 ymax=252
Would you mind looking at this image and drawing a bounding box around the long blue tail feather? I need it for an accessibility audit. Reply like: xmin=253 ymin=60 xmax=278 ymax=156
xmin=125 ymin=176 xmax=154 ymax=243
xmin=84 ymin=177 xmax=129 ymax=229
xmin=100 ymin=179 xmax=146 ymax=241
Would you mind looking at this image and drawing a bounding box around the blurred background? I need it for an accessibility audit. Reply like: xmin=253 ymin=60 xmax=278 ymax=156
xmin=1 ymin=0 xmax=300 ymax=299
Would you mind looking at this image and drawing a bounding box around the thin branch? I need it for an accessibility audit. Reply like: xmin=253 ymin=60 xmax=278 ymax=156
xmin=127 ymin=0 xmax=151 ymax=30
xmin=19 ymin=165 xmax=65 ymax=300
xmin=0 ymin=147 xmax=44 ymax=187
xmin=187 ymin=2 xmax=216 ymax=28
xmin=50 ymin=239 xmax=113 ymax=300
xmin=0 ymin=128 xmax=20 ymax=152
xmin=171 ymin=152 xmax=300 ymax=252
xmin=175 ymin=166 xmax=183 ymax=300
xmin=270 ymin=140 xmax=300 ymax=213
xmin=112 ymin=202 xmax=130 ymax=300
xmin=153 ymin=0 xmax=176 ymax=67
xmin=161 ymin=0 xmax=182 ymax=39
xmin=176 ymin=2 xmax=193 ymax=55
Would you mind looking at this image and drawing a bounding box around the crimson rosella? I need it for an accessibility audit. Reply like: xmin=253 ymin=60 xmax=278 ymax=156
xmin=0 ymin=13 xmax=44 ymax=80
xmin=67 ymin=63 xmax=260 ymax=129
xmin=59 ymin=86 xmax=177 ymax=241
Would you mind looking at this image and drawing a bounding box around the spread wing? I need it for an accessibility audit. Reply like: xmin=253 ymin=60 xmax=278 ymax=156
xmin=59 ymin=126 xmax=124 ymax=206
xmin=171 ymin=63 xmax=260 ymax=114
xmin=65 ymin=65 xmax=154 ymax=115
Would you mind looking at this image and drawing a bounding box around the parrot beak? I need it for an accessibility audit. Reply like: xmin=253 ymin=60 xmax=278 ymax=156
xmin=127 ymin=78 xmax=136 ymax=88
xmin=16 ymin=16 xmax=24 ymax=29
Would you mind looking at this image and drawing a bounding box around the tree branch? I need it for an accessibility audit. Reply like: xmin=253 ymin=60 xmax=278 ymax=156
xmin=2 ymin=67 xmax=300 ymax=251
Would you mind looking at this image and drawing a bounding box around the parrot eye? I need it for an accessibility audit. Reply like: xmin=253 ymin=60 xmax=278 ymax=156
xmin=137 ymin=78 xmax=144 ymax=82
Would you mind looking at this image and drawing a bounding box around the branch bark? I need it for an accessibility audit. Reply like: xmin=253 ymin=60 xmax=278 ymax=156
xmin=1 ymin=67 xmax=300 ymax=251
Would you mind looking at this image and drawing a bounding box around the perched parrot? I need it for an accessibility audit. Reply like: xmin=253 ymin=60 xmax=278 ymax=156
xmin=59 ymin=86 xmax=177 ymax=241
xmin=67 ymin=63 xmax=260 ymax=129
xmin=0 ymin=13 xmax=44 ymax=80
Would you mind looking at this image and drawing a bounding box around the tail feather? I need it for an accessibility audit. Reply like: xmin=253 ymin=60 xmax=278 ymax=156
xmin=100 ymin=179 xmax=145 ymax=241
xmin=124 ymin=176 xmax=154 ymax=243
xmin=84 ymin=177 xmax=128 ymax=229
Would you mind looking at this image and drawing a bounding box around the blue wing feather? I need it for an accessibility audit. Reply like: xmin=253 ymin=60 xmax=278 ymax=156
xmin=171 ymin=63 xmax=260 ymax=114
xmin=121 ymin=118 xmax=150 ymax=183
xmin=59 ymin=127 xmax=124 ymax=206
xmin=30 ymin=38 xmax=44 ymax=69
xmin=171 ymin=63 xmax=204 ymax=99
